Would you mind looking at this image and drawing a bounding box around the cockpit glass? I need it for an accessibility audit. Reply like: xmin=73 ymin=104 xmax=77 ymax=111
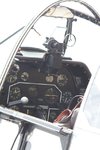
xmin=21 ymin=16 xmax=67 ymax=49
xmin=21 ymin=3 xmax=100 ymax=74
xmin=84 ymin=66 xmax=100 ymax=129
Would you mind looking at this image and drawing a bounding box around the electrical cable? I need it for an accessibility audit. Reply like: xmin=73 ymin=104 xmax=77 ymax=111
xmin=10 ymin=125 xmax=23 ymax=150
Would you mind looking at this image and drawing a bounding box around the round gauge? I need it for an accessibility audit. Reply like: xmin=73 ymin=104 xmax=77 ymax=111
xmin=11 ymin=64 xmax=20 ymax=73
xmin=9 ymin=86 xmax=21 ymax=100
xmin=28 ymin=86 xmax=38 ymax=97
xmin=45 ymin=88 xmax=59 ymax=104
xmin=57 ymin=74 xmax=68 ymax=86
xmin=46 ymin=75 xmax=54 ymax=82
xmin=21 ymin=72 xmax=29 ymax=81
xmin=6 ymin=74 xmax=17 ymax=83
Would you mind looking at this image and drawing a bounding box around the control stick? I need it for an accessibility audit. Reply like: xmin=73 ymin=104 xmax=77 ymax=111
xmin=8 ymin=96 xmax=29 ymax=107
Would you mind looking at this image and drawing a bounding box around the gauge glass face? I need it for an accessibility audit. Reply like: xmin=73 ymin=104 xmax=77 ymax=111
xmin=21 ymin=72 xmax=29 ymax=81
xmin=9 ymin=86 xmax=21 ymax=100
xmin=6 ymin=74 xmax=17 ymax=83
xmin=46 ymin=75 xmax=54 ymax=82
xmin=44 ymin=87 xmax=59 ymax=104
xmin=57 ymin=74 xmax=68 ymax=86
xmin=11 ymin=64 xmax=20 ymax=73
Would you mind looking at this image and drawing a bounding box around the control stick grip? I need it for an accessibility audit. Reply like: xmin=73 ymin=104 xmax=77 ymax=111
xmin=8 ymin=96 xmax=29 ymax=107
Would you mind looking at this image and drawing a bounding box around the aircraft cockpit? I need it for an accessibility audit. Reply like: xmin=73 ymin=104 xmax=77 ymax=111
xmin=0 ymin=0 xmax=100 ymax=128
xmin=0 ymin=1 xmax=100 ymax=149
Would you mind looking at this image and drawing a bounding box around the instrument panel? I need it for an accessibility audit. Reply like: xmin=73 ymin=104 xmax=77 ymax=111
xmin=0 ymin=56 xmax=91 ymax=122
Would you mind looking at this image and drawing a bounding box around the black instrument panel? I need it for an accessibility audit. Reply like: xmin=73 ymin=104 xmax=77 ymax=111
xmin=0 ymin=56 xmax=91 ymax=122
